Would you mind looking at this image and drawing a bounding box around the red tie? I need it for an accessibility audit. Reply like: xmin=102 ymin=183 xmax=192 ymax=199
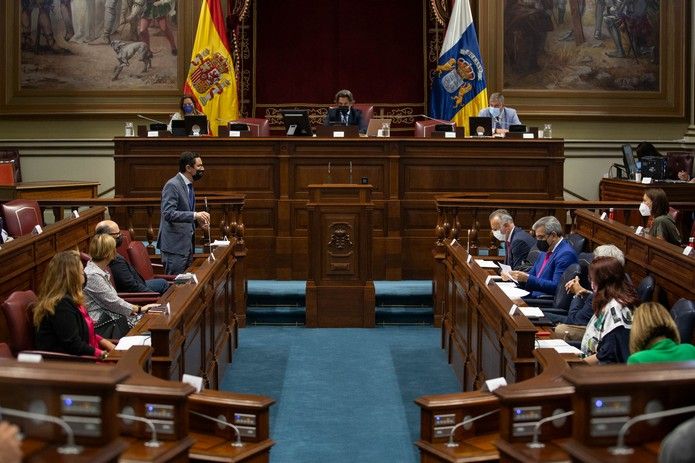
xmin=537 ymin=250 xmax=553 ymax=276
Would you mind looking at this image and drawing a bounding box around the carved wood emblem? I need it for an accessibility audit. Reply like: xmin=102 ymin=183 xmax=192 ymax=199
xmin=327 ymin=223 xmax=354 ymax=257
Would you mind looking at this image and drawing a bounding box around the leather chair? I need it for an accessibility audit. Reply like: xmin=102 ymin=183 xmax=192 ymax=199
xmin=116 ymin=229 xmax=133 ymax=263
xmin=0 ymin=290 xmax=97 ymax=361
xmin=0 ymin=290 xmax=38 ymax=356
xmin=670 ymin=298 xmax=695 ymax=345
xmin=352 ymin=104 xmax=374 ymax=126
xmin=524 ymin=263 xmax=582 ymax=314
xmin=229 ymin=118 xmax=270 ymax=137
xmin=665 ymin=151 xmax=694 ymax=180
xmin=0 ymin=147 xmax=21 ymax=183
xmin=1 ymin=199 xmax=43 ymax=237
xmin=565 ymin=233 xmax=586 ymax=255
xmin=127 ymin=241 xmax=176 ymax=281
xmin=636 ymin=275 xmax=656 ymax=303
xmin=414 ymin=120 xmax=455 ymax=138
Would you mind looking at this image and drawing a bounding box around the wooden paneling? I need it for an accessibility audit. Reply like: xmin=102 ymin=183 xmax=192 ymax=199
xmin=115 ymin=137 xmax=564 ymax=280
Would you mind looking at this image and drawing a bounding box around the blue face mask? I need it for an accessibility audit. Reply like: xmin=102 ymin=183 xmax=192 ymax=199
xmin=489 ymin=107 xmax=501 ymax=118
xmin=183 ymin=103 xmax=194 ymax=115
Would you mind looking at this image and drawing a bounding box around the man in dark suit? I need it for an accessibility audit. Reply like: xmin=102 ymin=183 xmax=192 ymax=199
xmin=157 ymin=151 xmax=210 ymax=275
xmin=324 ymin=89 xmax=367 ymax=134
xmin=95 ymin=220 xmax=168 ymax=294
xmin=489 ymin=209 xmax=536 ymax=270
xmin=508 ymin=216 xmax=578 ymax=298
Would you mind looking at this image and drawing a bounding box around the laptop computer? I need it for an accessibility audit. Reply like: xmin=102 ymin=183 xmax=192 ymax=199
xmin=184 ymin=115 xmax=209 ymax=136
xmin=171 ymin=120 xmax=186 ymax=136
xmin=468 ymin=116 xmax=492 ymax=137
xmin=366 ymin=118 xmax=392 ymax=137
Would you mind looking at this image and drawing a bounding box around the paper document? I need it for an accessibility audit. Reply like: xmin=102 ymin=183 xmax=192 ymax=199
xmin=475 ymin=259 xmax=499 ymax=269
xmin=115 ymin=335 xmax=152 ymax=350
xmin=518 ymin=306 xmax=544 ymax=318
xmin=496 ymin=282 xmax=530 ymax=299
xmin=535 ymin=339 xmax=582 ymax=355
xmin=212 ymin=239 xmax=230 ymax=247
xmin=498 ymin=263 xmax=518 ymax=283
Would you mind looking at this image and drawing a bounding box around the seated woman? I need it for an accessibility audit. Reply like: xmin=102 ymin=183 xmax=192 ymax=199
xmin=640 ymin=188 xmax=682 ymax=246
xmin=34 ymin=250 xmax=114 ymax=359
xmin=627 ymin=302 xmax=695 ymax=364
xmin=84 ymin=234 xmax=156 ymax=339
xmin=167 ymin=95 xmax=202 ymax=132
xmin=580 ymin=256 xmax=639 ymax=364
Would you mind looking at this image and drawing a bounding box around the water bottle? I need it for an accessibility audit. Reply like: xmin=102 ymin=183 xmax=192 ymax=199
xmin=543 ymin=123 xmax=552 ymax=138
xmin=635 ymin=160 xmax=642 ymax=182
xmin=125 ymin=122 xmax=134 ymax=137
xmin=381 ymin=121 xmax=390 ymax=138
xmin=608 ymin=208 xmax=615 ymax=220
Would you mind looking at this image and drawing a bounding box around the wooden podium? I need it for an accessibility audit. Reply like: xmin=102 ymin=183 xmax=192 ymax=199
xmin=305 ymin=184 xmax=375 ymax=327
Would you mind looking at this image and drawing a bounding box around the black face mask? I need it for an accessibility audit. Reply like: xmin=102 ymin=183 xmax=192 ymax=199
xmin=536 ymin=238 xmax=550 ymax=252
xmin=192 ymin=169 xmax=204 ymax=181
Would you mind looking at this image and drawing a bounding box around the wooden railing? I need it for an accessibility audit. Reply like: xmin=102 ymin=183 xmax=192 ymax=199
xmin=434 ymin=197 xmax=694 ymax=251
xmin=25 ymin=195 xmax=246 ymax=253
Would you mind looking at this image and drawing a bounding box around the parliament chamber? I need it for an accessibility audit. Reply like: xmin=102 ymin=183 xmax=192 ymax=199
xmin=2 ymin=0 xmax=695 ymax=461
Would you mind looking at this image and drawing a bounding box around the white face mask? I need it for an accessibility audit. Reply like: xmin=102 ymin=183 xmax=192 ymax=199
xmin=639 ymin=202 xmax=651 ymax=217
xmin=492 ymin=229 xmax=506 ymax=242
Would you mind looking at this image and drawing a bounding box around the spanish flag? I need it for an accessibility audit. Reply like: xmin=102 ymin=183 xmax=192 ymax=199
xmin=184 ymin=0 xmax=239 ymax=136
xmin=429 ymin=0 xmax=488 ymax=136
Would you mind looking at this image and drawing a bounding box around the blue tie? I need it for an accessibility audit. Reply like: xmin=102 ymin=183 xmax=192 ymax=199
xmin=187 ymin=183 xmax=195 ymax=211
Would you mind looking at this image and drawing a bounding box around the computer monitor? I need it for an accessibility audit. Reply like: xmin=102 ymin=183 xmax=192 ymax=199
xmin=468 ymin=116 xmax=492 ymax=137
xmin=280 ymin=109 xmax=313 ymax=136
xmin=185 ymin=115 xmax=209 ymax=136
xmin=622 ymin=144 xmax=637 ymax=179
xmin=509 ymin=124 xmax=527 ymax=133
xmin=171 ymin=120 xmax=186 ymax=136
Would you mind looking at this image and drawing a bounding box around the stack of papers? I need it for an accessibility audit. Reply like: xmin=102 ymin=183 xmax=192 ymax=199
xmin=535 ymin=339 xmax=582 ymax=355
xmin=496 ymin=282 xmax=530 ymax=299
xmin=518 ymin=306 xmax=544 ymax=318
xmin=474 ymin=259 xmax=499 ymax=269
xmin=174 ymin=273 xmax=198 ymax=284
xmin=212 ymin=239 xmax=230 ymax=247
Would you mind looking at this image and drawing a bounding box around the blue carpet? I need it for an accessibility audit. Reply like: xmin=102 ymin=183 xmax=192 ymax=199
xmin=221 ymin=326 xmax=459 ymax=462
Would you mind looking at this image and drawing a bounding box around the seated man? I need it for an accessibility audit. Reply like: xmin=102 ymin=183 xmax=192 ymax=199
xmin=508 ymin=216 xmax=578 ymax=298
xmin=324 ymin=89 xmax=367 ymax=134
xmin=95 ymin=220 xmax=168 ymax=294
xmin=489 ymin=208 xmax=536 ymax=271
xmin=477 ymin=92 xmax=521 ymax=134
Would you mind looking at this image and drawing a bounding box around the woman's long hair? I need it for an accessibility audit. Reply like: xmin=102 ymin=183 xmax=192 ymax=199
xmin=590 ymin=256 xmax=639 ymax=316
xmin=33 ymin=250 xmax=85 ymax=327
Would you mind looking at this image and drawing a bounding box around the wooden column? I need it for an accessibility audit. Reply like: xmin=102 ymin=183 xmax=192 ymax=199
xmin=305 ymin=184 xmax=375 ymax=327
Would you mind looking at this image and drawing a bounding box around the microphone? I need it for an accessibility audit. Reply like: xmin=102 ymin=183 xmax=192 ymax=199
xmin=608 ymin=404 xmax=695 ymax=456
xmin=526 ymin=410 xmax=574 ymax=448
xmin=446 ymin=409 xmax=500 ymax=447
xmin=190 ymin=410 xmax=244 ymax=447
xmin=0 ymin=406 xmax=83 ymax=455
xmin=137 ymin=114 xmax=166 ymax=125
xmin=117 ymin=413 xmax=162 ymax=448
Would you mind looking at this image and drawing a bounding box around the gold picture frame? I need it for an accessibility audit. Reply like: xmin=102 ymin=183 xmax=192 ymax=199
xmin=477 ymin=0 xmax=686 ymax=118
xmin=0 ymin=0 xmax=199 ymax=116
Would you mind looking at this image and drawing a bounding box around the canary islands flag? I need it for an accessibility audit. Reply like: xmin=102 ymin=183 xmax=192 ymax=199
xmin=429 ymin=0 xmax=487 ymax=135
xmin=184 ymin=0 xmax=239 ymax=136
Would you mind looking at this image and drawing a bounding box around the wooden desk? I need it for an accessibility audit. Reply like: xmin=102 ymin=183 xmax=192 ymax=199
xmin=575 ymin=208 xmax=695 ymax=306
xmin=438 ymin=242 xmax=537 ymax=390
xmin=114 ymin=136 xmax=565 ymax=280
xmin=0 ymin=358 xmax=129 ymax=461
xmin=556 ymin=362 xmax=695 ymax=463
xmin=599 ymin=178 xmax=695 ymax=202
xmin=0 ymin=180 xmax=99 ymax=200
xmin=0 ymin=206 xmax=106 ymax=303
xmin=121 ymin=244 xmax=241 ymax=389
